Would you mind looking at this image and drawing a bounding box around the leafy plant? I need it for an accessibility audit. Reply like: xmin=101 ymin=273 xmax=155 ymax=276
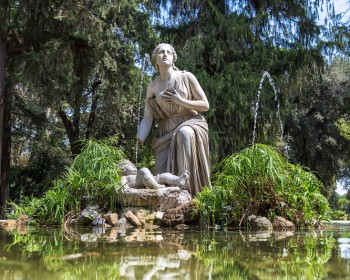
xmin=197 ymin=144 xmax=331 ymax=227
xmin=13 ymin=140 xmax=126 ymax=224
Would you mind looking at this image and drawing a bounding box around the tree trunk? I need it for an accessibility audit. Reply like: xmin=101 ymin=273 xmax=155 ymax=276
xmin=1 ymin=85 xmax=11 ymax=214
xmin=85 ymin=79 xmax=101 ymax=139
xmin=0 ymin=34 xmax=7 ymax=212
xmin=58 ymin=107 xmax=82 ymax=156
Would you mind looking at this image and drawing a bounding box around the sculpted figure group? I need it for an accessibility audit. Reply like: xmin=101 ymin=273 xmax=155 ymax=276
xmin=136 ymin=43 xmax=211 ymax=196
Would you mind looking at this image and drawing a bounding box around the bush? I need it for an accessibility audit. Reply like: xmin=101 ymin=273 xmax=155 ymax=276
xmin=330 ymin=210 xmax=348 ymax=220
xmin=12 ymin=140 xmax=126 ymax=224
xmin=197 ymin=144 xmax=331 ymax=227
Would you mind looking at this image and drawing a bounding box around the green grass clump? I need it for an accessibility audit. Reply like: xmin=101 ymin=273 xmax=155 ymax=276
xmin=197 ymin=144 xmax=331 ymax=227
xmin=11 ymin=140 xmax=125 ymax=224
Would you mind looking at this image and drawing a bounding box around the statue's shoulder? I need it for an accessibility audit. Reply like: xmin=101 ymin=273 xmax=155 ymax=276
xmin=180 ymin=71 xmax=197 ymax=83
xmin=146 ymin=77 xmax=159 ymax=98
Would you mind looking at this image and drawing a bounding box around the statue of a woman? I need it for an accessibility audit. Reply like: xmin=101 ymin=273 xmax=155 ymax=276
xmin=136 ymin=43 xmax=211 ymax=195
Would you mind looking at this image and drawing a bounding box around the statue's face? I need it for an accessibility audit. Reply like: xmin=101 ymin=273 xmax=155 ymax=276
xmin=122 ymin=162 xmax=137 ymax=176
xmin=156 ymin=45 xmax=174 ymax=68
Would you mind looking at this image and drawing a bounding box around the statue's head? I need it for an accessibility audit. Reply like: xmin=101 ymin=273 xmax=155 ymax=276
xmin=118 ymin=159 xmax=137 ymax=176
xmin=152 ymin=43 xmax=178 ymax=71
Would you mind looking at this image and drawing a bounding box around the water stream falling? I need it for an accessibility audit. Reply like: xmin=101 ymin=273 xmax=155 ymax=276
xmin=135 ymin=54 xmax=152 ymax=164
xmin=252 ymin=71 xmax=284 ymax=145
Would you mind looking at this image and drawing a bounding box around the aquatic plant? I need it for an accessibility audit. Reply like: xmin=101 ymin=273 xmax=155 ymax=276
xmin=197 ymin=144 xmax=331 ymax=227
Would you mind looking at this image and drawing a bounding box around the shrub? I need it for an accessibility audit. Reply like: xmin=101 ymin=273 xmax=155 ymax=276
xmin=12 ymin=140 xmax=126 ymax=224
xmin=330 ymin=210 xmax=348 ymax=220
xmin=197 ymin=144 xmax=331 ymax=227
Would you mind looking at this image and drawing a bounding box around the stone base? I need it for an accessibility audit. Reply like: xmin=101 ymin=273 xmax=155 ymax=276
xmin=118 ymin=186 xmax=181 ymax=211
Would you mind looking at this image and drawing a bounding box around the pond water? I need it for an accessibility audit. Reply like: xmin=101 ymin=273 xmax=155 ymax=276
xmin=1 ymin=223 xmax=350 ymax=279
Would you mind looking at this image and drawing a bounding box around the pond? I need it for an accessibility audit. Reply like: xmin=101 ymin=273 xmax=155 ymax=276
xmin=1 ymin=222 xmax=350 ymax=279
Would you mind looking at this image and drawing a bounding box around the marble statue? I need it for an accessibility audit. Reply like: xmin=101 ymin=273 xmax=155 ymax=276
xmin=118 ymin=159 xmax=192 ymax=210
xmin=120 ymin=159 xmax=190 ymax=189
xmin=136 ymin=43 xmax=211 ymax=196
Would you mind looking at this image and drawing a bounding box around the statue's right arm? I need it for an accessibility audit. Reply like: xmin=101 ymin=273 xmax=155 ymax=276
xmin=136 ymin=85 xmax=154 ymax=144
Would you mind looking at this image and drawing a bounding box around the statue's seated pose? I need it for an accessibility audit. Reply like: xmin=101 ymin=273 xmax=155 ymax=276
xmin=120 ymin=159 xmax=190 ymax=189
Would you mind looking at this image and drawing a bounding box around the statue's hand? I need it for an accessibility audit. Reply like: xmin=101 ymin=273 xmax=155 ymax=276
xmin=162 ymin=88 xmax=182 ymax=104
xmin=136 ymin=136 xmax=144 ymax=144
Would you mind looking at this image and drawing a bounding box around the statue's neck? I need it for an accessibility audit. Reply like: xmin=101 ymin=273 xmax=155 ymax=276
xmin=159 ymin=66 xmax=175 ymax=81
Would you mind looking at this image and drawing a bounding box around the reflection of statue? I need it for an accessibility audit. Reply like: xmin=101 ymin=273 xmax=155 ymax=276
xmin=136 ymin=43 xmax=211 ymax=195
xmin=120 ymin=159 xmax=190 ymax=189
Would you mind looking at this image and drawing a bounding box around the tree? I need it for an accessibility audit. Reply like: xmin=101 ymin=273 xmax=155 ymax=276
xmin=150 ymin=0 xmax=329 ymax=161
xmin=0 ymin=0 xmax=156 ymax=212
xmin=284 ymin=58 xmax=350 ymax=196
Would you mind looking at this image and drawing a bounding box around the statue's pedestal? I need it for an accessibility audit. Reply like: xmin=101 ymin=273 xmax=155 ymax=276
xmin=118 ymin=186 xmax=181 ymax=211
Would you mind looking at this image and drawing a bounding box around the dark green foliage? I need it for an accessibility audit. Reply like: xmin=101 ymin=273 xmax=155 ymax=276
xmin=284 ymin=58 xmax=350 ymax=196
xmin=151 ymin=0 xmax=327 ymax=163
xmin=197 ymin=144 xmax=331 ymax=227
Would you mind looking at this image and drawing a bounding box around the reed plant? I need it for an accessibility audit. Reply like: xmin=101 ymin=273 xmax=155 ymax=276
xmin=11 ymin=140 xmax=125 ymax=224
xmin=197 ymin=144 xmax=331 ymax=227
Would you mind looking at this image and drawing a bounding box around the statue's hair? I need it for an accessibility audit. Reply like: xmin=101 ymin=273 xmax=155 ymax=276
xmin=152 ymin=43 xmax=178 ymax=71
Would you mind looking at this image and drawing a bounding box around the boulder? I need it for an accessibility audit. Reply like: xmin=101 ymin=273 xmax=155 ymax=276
xmin=103 ymin=213 xmax=119 ymax=226
xmin=247 ymin=215 xmax=273 ymax=230
xmin=78 ymin=205 xmax=100 ymax=226
xmin=272 ymin=216 xmax=295 ymax=230
xmin=124 ymin=211 xmax=142 ymax=227
xmin=162 ymin=200 xmax=199 ymax=226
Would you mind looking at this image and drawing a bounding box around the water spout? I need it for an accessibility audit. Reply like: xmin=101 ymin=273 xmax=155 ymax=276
xmin=252 ymin=71 xmax=283 ymax=145
xmin=135 ymin=54 xmax=152 ymax=164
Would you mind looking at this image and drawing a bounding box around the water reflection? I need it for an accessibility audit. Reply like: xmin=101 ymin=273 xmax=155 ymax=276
xmin=1 ymin=224 xmax=350 ymax=279
xmin=338 ymin=238 xmax=350 ymax=259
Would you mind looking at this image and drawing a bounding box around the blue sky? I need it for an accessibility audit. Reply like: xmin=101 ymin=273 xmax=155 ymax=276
xmin=319 ymin=0 xmax=349 ymax=24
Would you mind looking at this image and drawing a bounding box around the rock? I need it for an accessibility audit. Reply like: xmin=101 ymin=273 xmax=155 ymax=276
xmin=0 ymin=219 xmax=17 ymax=229
xmin=121 ymin=207 xmax=164 ymax=227
xmin=272 ymin=216 xmax=295 ymax=230
xmin=247 ymin=215 xmax=273 ymax=230
xmin=92 ymin=216 xmax=105 ymax=227
xmin=78 ymin=205 xmax=100 ymax=226
xmin=177 ymin=190 xmax=192 ymax=205
xmin=103 ymin=213 xmax=119 ymax=226
xmin=162 ymin=200 xmax=199 ymax=226
xmin=17 ymin=215 xmax=29 ymax=226
xmin=125 ymin=211 xmax=142 ymax=227
xmin=115 ymin=217 xmax=134 ymax=229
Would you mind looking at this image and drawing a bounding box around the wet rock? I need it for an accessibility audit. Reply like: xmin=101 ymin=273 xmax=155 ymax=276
xmin=115 ymin=217 xmax=134 ymax=229
xmin=125 ymin=211 xmax=142 ymax=227
xmin=78 ymin=205 xmax=100 ymax=226
xmin=247 ymin=215 xmax=273 ymax=230
xmin=121 ymin=207 xmax=164 ymax=227
xmin=103 ymin=213 xmax=119 ymax=226
xmin=272 ymin=216 xmax=295 ymax=230
xmin=92 ymin=216 xmax=106 ymax=227
xmin=162 ymin=200 xmax=199 ymax=226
